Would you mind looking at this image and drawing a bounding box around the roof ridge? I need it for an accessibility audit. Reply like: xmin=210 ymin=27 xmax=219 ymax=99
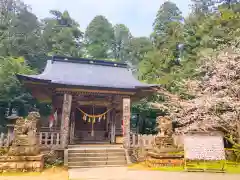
xmin=51 ymin=55 xmax=128 ymax=68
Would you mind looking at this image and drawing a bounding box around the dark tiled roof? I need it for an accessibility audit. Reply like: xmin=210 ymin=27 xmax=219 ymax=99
xmin=18 ymin=56 xmax=155 ymax=90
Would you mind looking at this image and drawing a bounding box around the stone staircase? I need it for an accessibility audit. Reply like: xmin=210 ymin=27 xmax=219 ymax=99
xmin=67 ymin=145 xmax=127 ymax=168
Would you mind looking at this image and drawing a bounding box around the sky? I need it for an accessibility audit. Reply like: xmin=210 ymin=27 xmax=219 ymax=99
xmin=23 ymin=0 xmax=192 ymax=37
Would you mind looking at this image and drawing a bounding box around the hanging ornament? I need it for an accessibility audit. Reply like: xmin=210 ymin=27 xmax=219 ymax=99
xmin=91 ymin=120 xmax=94 ymax=136
xmin=98 ymin=116 xmax=101 ymax=122
xmin=88 ymin=116 xmax=91 ymax=123
xmin=83 ymin=114 xmax=87 ymax=121
xmin=103 ymin=114 xmax=106 ymax=120
xmin=93 ymin=117 xmax=96 ymax=124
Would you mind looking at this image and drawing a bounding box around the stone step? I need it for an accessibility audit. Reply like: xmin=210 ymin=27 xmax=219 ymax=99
xmin=68 ymin=150 xmax=125 ymax=154
xmin=68 ymin=152 xmax=125 ymax=158
xmin=68 ymin=164 xmax=125 ymax=168
xmin=68 ymin=156 xmax=126 ymax=162
xmin=67 ymin=146 xmax=127 ymax=168
xmin=68 ymin=160 xmax=127 ymax=167
xmin=68 ymin=149 xmax=106 ymax=154
xmin=68 ymin=147 xmax=124 ymax=152
xmin=68 ymin=144 xmax=122 ymax=147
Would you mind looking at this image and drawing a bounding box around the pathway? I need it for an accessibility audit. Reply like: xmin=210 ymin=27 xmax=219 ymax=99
xmin=1 ymin=167 xmax=239 ymax=180
xmin=68 ymin=167 xmax=240 ymax=180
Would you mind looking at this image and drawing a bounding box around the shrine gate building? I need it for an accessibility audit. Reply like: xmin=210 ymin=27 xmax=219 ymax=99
xmin=17 ymin=56 xmax=155 ymax=150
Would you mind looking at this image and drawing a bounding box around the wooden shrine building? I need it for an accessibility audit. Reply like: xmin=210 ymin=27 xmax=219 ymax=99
xmin=17 ymin=56 xmax=156 ymax=149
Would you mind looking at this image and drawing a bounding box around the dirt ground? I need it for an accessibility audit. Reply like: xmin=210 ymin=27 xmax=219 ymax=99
xmin=0 ymin=167 xmax=69 ymax=180
xmin=69 ymin=167 xmax=240 ymax=180
xmin=1 ymin=166 xmax=240 ymax=180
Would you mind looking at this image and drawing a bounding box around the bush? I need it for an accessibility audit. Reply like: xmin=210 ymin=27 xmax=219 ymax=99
xmin=129 ymin=147 xmax=148 ymax=163
xmin=44 ymin=150 xmax=63 ymax=168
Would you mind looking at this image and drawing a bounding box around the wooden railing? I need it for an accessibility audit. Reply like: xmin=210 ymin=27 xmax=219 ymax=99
xmin=130 ymin=133 xmax=156 ymax=148
xmin=129 ymin=133 xmax=185 ymax=148
xmin=0 ymin=131 xmax=62 ymax=150
xmin=0 ymin=131 xmax=158 ymax=149
xmin=38 ymin=132 xmax=62 ymax=149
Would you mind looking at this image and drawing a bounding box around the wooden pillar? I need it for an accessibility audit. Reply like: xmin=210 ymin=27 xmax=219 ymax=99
xmin=111 ymin=108 xmax=116 ymax=143
xmin=106 ymin=105 xmax=110 ymax=132
xmin=122 ymin=97 xmax=131 ymax=148
xmin=107 ymin=107 xmax=111 ymax=141
xmin=69 ymin=111 xmax=75 ymax=145
xmin=60 ymin=94 xmax=72 ymax=148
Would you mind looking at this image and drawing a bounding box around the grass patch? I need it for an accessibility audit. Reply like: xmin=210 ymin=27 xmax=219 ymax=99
xmin=226 ymin=165 xmax=240 ymax=174
xmin=151 ymin=166 xmax=184 ymax=172
xmin=129 ymin=161 xmax=240 ymax=174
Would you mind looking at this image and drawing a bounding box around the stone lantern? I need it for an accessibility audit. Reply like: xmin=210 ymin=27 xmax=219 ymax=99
xmin=6 ymin=112 xmax=19 ymax=145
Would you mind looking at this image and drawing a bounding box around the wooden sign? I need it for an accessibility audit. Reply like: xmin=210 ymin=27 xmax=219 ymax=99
xmin=184 ymin=135 xmax=225 ymax=160
xmin=123 ymin=97 xmax=130 ymax=147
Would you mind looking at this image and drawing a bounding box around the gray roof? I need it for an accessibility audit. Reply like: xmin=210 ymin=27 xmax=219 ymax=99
xmin=18 ymin=56 xmax=155 ymax=90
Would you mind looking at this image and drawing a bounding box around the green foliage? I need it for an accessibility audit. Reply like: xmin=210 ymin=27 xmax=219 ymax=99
xmin=0 ymin=56 xmax=34 ymax=102
xmin=191 ymin=0 xmax=217 ymax=15
xmin=42 ymin=10 xmax=83 ymax=57
xmin=140 ymin=1 xmax=184 ymax=91
xmin=131 ymin=95 xmax=166 ymax=134
xmin=0 ymin=0 xmax=46 ymax=70
xmin=44 ymin=151 xmax=63 ymax=168
xmin=113 ymin=24 xmax=132 ymax=62
xmin=85 ymin=15 xmax=115 ymax=59
xmin=139 ymin=1 xmax=240 ymax=95
xmin=0 ymin=1 xmax=83 ymax=126
xmin=0 ymin=56 xmax=35 ymax=124
xmin=225 ymin=135 xmax=240 ymax=162
xmin=136 ymin=1 xmax=240 ymax=135
xmin=153 ymin=1 xmax=182 ymax=43
xmin=128 ymin=37 xmax=152 ymax=67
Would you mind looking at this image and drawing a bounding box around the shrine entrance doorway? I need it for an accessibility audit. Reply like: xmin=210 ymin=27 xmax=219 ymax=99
xmin=74 ymin=105 xmax=110 ymax=144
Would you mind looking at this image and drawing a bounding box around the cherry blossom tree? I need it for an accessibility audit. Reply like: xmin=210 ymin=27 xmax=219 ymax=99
xmin=150 ymin=45 xmax=240 ymax=142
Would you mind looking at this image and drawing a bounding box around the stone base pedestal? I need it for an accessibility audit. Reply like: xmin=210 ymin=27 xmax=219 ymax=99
xmin=0 ymin=155 xmax=44 ymax=172
xmin=8 ymin=145 xmax=40 ymax=156
xmin=146 ymin=157 xmax=184 ymax=167
xmin=155 ymin=136 xmax=175 ymax=148
xmin=146 ymin=151 xmax=184 ymax=167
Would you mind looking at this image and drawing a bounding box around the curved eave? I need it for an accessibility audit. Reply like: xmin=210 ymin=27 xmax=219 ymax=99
xmin=16 ymin=74 xmax=155 ymax=94
xmin=16 ymin=74 xmax=50 ymax=84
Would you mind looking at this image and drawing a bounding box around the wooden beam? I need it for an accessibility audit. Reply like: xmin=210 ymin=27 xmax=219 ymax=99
xmin=77 ymin=100 xmax=111 ymax=106
xmin=23 ymin=80 xmax=48 ymax=85
xmin=56 ymin=88 xmax=135 ymax=95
